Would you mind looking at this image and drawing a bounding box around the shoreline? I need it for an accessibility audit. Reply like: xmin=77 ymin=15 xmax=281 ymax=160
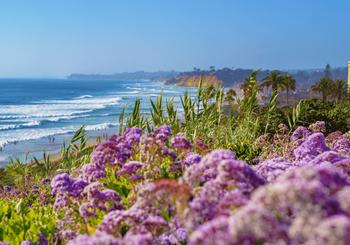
xmin=0 ymin=126 xmax=119 ymax=166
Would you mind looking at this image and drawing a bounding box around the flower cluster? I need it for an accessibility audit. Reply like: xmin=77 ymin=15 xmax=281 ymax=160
xmin=47 ymin=123 xmax=350 ymax=244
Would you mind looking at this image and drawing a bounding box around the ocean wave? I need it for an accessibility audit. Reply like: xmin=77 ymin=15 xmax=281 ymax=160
xmin=76 ymin=94 xmax=93 ymax=99
xmin=126 ymin=86 xmax=142 ymax=90
xmin=0 ymin=121 xmax=41 ymax=131
xmin=0 ymin=125 xmax=18 ymax=131
xmin=0 ymin=122 xmax=119 ymax=148
xmin=23 ymin=121 xmax=41 ymax=126
xmin=0 ymin=110 xmax=91 ymax=120
xmin=85 ymin=123 xmax=118 ymax=131
xmin=0 ymin=96 xmax=122 ymax=121
xmin=125 ymin=91 xmax=140 ymax=94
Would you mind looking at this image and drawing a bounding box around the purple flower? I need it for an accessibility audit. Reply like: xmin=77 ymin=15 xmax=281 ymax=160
xmin=38 ymin=233 xmax=48 ymax=245
xmin=188 ymin=180 xmax=226 ymax=226
xmin=332 ymin=136 xmax=350 ymax=155
xmin=51 ymin=174 xmax=87 ymax=197
xmin=117 ymin=161 xmax=143 ymax=176
xmin=182 ymin=150 xmax=236 ymax=188
xmin=101 ymin=189 xmax=122 ymax=202
xmin=309 ymin=121 xmax=326 ymax=133
xmin=123 ymin=128 xmax=143 ymax=144
xmin=229 ymin=204 xmax=288 ymax=244
xmin=193 ymin=138 xmax=209 ymax=152
xmin=171 ymin=133 xmax=192 ymax=150
xmin=216 ymin=159 xmax=265 ymax=193
xmin=254 ymin=157 xmax=294 ymax=182
xmin=122 ymin=232 xmax=154 ymax=245
xmin=130 ymin=175 xmax=143 ymax=181
xmin=40 ymin=178 xmax=51 ymax=185
xmin=80 ymin=163 xmax=106 ymax=182
xmin=51 ymin=173 xmax=71 ymax=195
xmin=79 ymin=202 xmax=96 ymax=220
xmin=294 ymin=133 xmax=330 ymax=165
xmin=84 ymin=181 xmax=105 ymax=200
xmin=307 ymin=215 xmax=350 ymax=244
xmin=326 ymin=131 xmax=344 ymax=145
xmin=214 ymin=190 xmax=248 ymax=217
xmin=67 ymin=231 xmax=121 ymax=245
xmin=98 ymin=209 xmax=145 ymax=236
xmin=57 ymin=230 xmax=78 ymax=240
xmin=333 ymin=158 xmax=350 ymax=178
xmin=92 ymin=140 xmax=120 ymax=166
xmin=308 ymin=151 xmax=346 ymax=166
xmin=70 ymin=178 xmax=88 ymax=197
xmin=153 ymin=125 xmax=172 ymax=142
xmin=143 ymin=215 xmax=168 ymax=231
xmin=53 ymin=192 xmax=69 ymax=209
xmin=91 ymin=128 xmax=141 ymax=166
xmin=290 ymin=126 xmax=312 ymax=142
xmin=189 ymin=217 xmax=230 ymax=245
xmin=338 ymin=187 xmax=350 ymax=215
xmin=184 ymin=152 xmax=202 ymax=166
xmin=21 ymin=241 xmax=32 ymax=245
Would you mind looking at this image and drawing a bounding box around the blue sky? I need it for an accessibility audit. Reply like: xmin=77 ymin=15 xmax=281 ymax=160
xmin=0 ymin=0 xmax=349 ymax=77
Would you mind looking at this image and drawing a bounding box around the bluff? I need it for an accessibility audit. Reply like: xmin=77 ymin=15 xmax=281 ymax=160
xmin=158 ymin=68 xmax=270 ymax=87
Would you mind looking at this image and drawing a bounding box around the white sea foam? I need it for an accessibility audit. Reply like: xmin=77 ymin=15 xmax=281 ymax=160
xmin=0 ymin=125 xmax=18 ymax=130
xmin=0 ymin=122 xmax=119 ymax=148
xmin=0 ymin=121 xmax=41 ymax=131
xmin=0 ymin=96 xmax=121 ymax=121
xmin=77 ymin=94 xmax=93 ymax=99
xmin=85 ymin=123 xmax=118 ymax=131
xmin=23 ymin=121 xmax=41 ymax=126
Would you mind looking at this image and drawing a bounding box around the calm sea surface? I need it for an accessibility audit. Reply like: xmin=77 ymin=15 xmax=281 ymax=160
xmin=0 ymin=79 xmax=195 ymax=164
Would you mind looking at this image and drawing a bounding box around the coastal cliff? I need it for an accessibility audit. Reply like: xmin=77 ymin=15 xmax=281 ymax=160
xmin=163 ymin=74 xmax=224 ymax=87
xmin=157 ymin=68 xmax=268 ymax=87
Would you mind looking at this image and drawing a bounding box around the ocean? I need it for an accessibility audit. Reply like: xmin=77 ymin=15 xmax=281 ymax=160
xmin=0 ymin=79 xmax=195 ymax=164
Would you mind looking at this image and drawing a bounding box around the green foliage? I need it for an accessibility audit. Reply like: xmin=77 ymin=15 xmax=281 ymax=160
xmin=126 ymin=99 xmax=149 ymax=130
xmin=60 ymin=126 xmax=92 ymax=171
xmin=3 ymin=156 xmax=32 ymax=191
xmin=287 ymin=99 xmax=304 ymax=131
xmin=297 ymin=99 xmax=350 ymax=132
xmin=264 ymin=91 xmax=278 ymax=134
xmin=260 ymin=71 xmax=286 ymax=94
xmin=32 ymin=151 xmax=54 ymax=179
xmin=0 ymin=199 xmax=56 ymax=244
xmin=101 ymin=168 xmax=133 ymax=208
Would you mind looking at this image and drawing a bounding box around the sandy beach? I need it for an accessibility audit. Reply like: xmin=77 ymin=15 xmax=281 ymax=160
xmin=0 ymin=126 xmax=119 ymax=166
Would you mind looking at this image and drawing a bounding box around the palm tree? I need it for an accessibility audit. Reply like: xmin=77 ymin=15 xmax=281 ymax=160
xmin=333 ymin=79 xmax=346 ymax=101
xmin=260 ymin=71 xmax=286 ymax=94
xmin=311 ymin=77 xmax=334 ymax=101
xmin=240 ymin=70 xmax=260 ymax=98
xmin=283 ymin=75 xmax=296 ymax=105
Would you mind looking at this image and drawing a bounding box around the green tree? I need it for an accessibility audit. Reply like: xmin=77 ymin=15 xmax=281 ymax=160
xmin=324 ymin=64 xmax=332 ymax=79
xmin=260 ymin=71 xmax=286 ymax=94
xmin=240 ymin=70 xmax=260 ymax=98
xmin=283 ymin=74 xmax=296 ymax=105
xmin=311 ymin=77 xmax=334 ymax=101
xmin=333 ymin=79 xmax=346 ymax=101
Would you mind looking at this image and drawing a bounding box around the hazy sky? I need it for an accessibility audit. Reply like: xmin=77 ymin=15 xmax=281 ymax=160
xmin=0 ymin=0 xmax=349 ymax=77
